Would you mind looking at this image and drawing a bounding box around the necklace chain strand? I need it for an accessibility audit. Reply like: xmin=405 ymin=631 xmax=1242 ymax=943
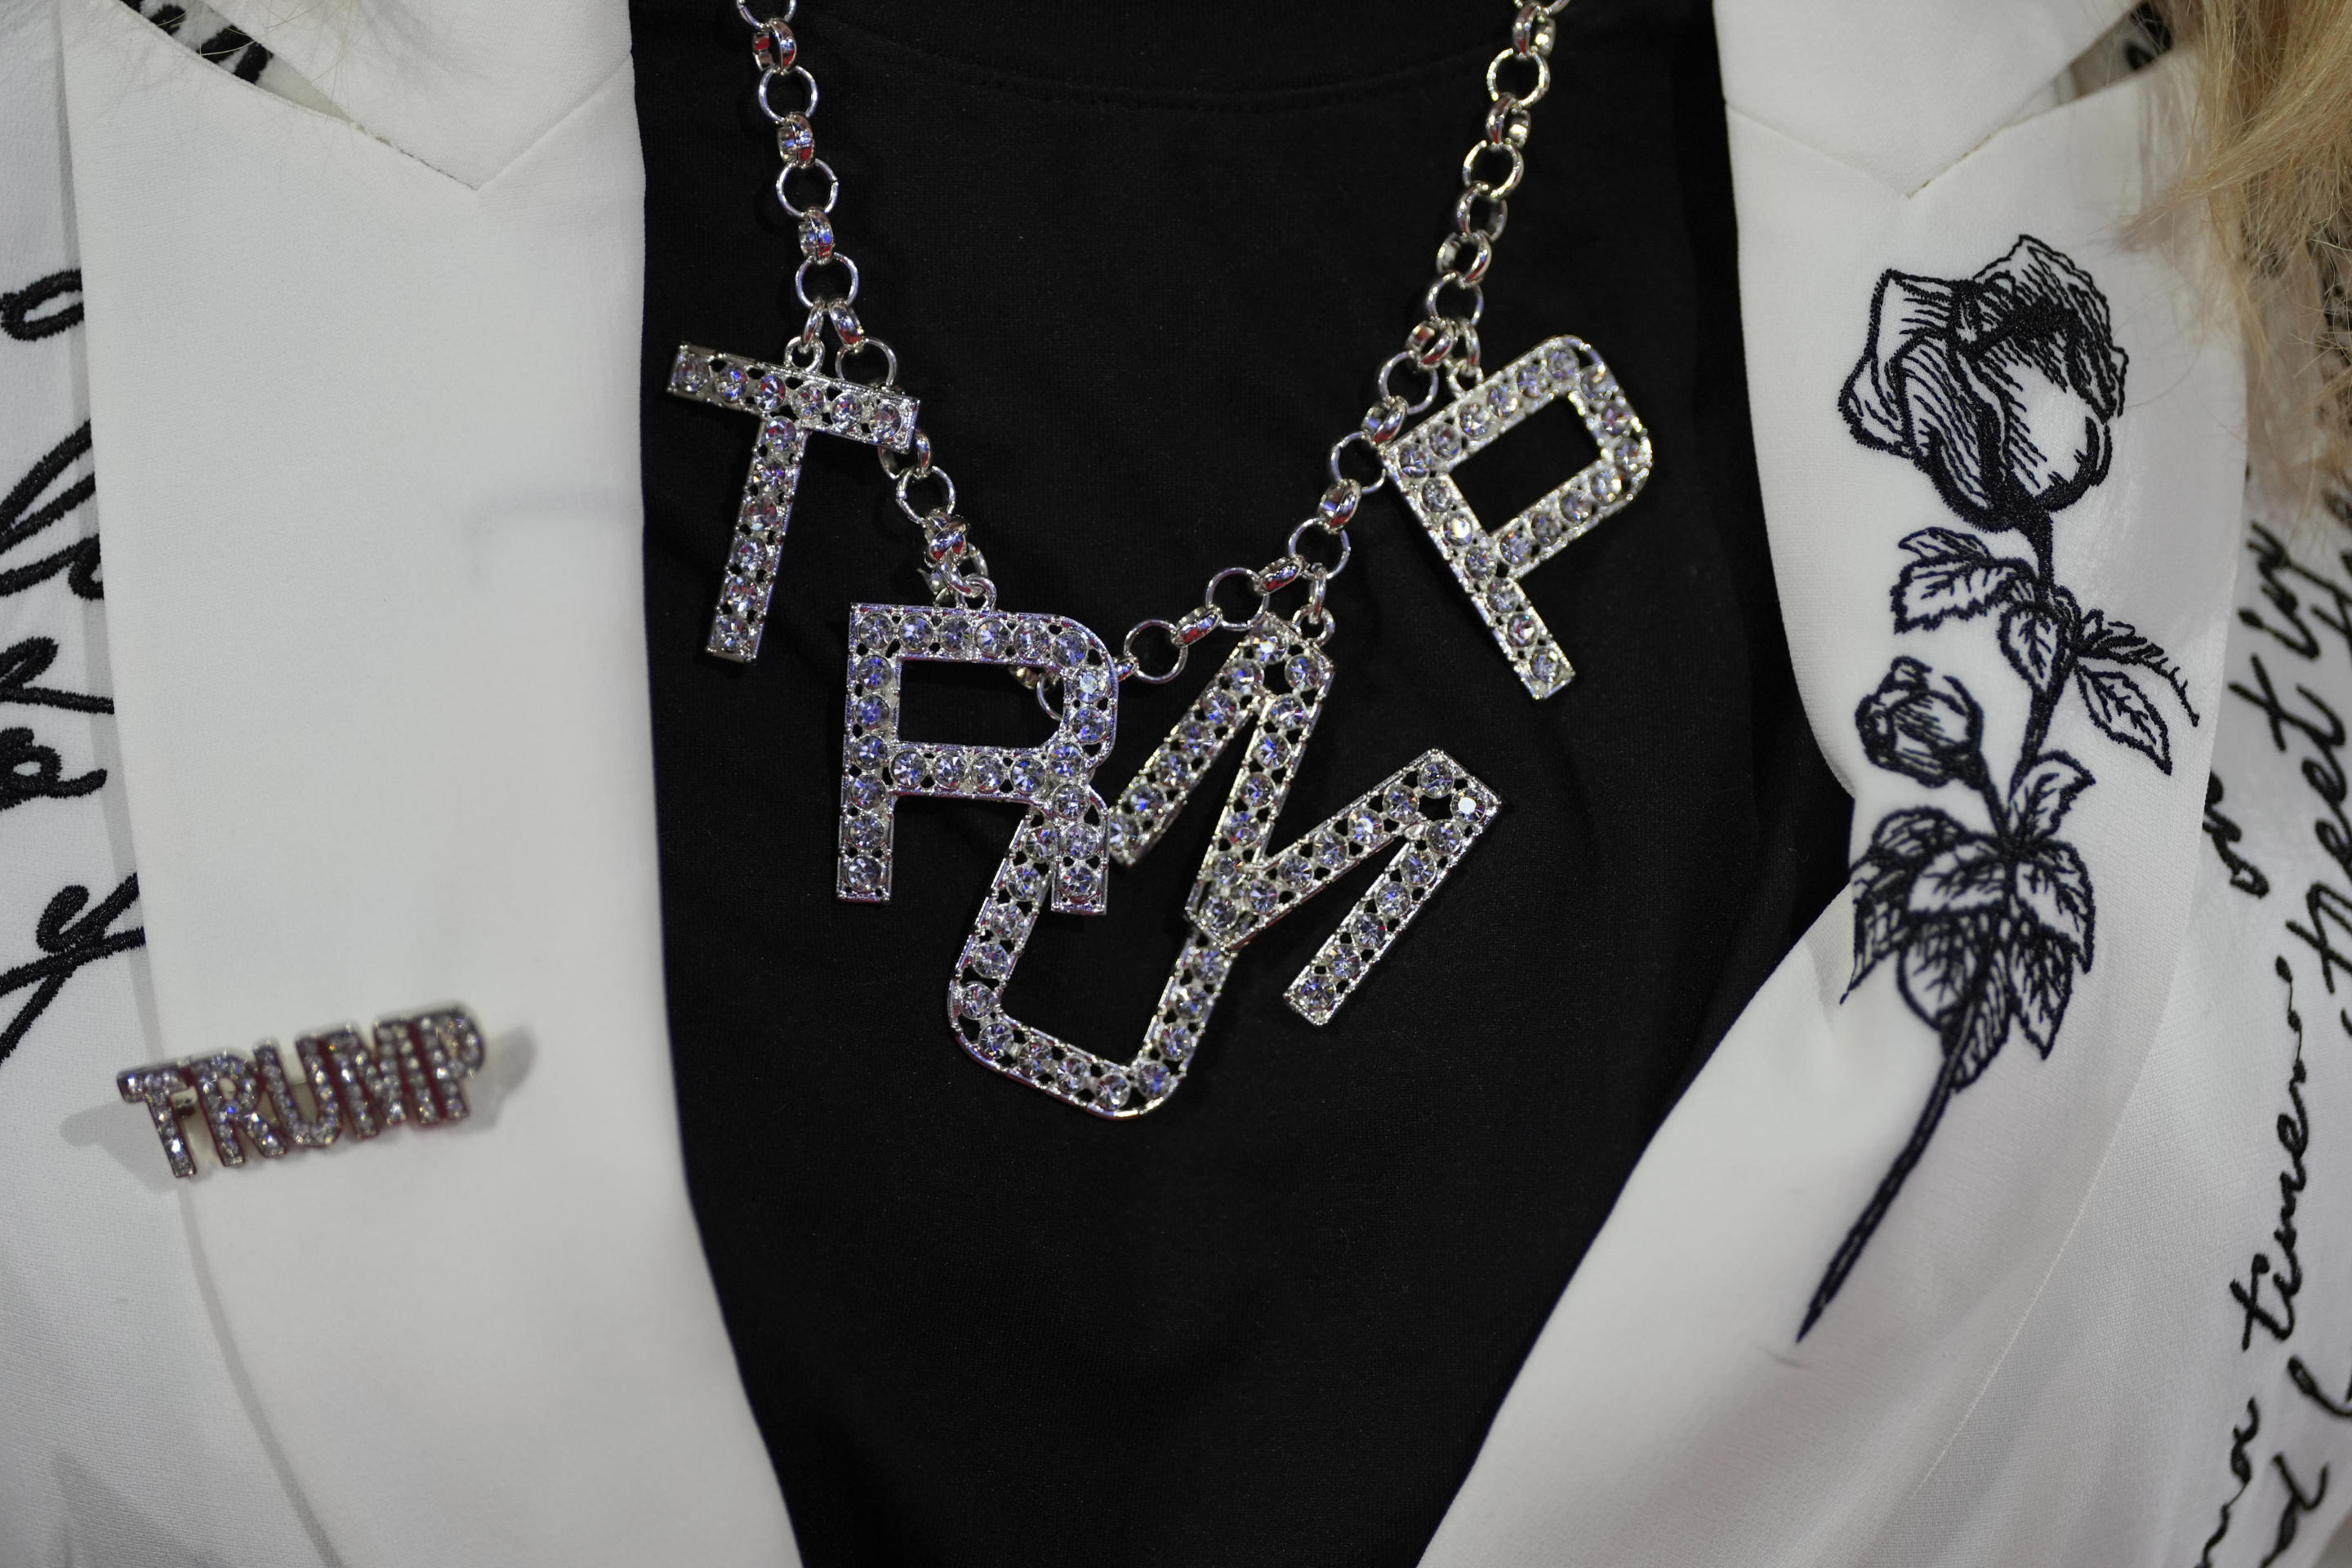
xmin=728 ymin=0 xmax=1570 ymax=686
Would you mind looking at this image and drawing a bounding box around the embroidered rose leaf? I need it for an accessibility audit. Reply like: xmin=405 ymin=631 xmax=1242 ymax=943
xmin=1847 ymin=807 xmax=1967 ymax=989
xmin=2008 ymin=752 xmax=2094 ymax=841
xmin=1908 ymin=836 xmax=2011 ymax=915
xmin=2074 ymin=662 xmax=2172 ymax=773
xmin=2012 ymin=838 xmax=2096 ymax=965
xmin=1890 ymin=528 xmax=2031 ymax=630
xmin=2079 ymin=609 xmax=2197 ymax=721
xmin=2002 ymin=932 xmax=2078 ymax=1058
xmin=1998 ymin=599 xmax=2069 ymax=693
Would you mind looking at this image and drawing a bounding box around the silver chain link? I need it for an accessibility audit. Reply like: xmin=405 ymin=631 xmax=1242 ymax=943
xmin=731 ymin=0 xmax=1568 ymax=680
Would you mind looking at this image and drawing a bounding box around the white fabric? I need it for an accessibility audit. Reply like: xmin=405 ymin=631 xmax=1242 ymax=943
xmin=6 ymin=0 xmax=800 ymax=1561
xmin=0 ymin=4 xmax=329 ymax=1562
xmin=12 ymin=0 xmax=2352 ymax=1561
xmin=1423 ymin=7 xmax=2352 ymax=1568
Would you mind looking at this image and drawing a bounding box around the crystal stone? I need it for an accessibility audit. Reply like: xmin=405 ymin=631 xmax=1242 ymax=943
xmin=1508 ymin=612 xmax=1539 ymax=648
xmin=850 ymin=696 xmax=884 ymax=729
xmin=1054 ymin=630 xmax=1090 ymax=668
xmin=1516 ymin=359 xmax=1548 ymax=398
xmin=892 ymin=751 xmax=927 ymax=790
xmin=1459 ymin=402 xmax=1491 ymax=439
xmin=1499 ymin=528 xmax=1535 ymax=567
xmin=933 ymin=748 xmax=969 ymax=790
xmin=901 ymin=613 xmax=933 ymax=647
xmin=1432 ymin=424 xmax=1463 ymax=460
xmin=1443 ymin=511 xmax=1479 ymax=546
xmin=1295 ymin=973 xmax=1336 ymax=1014
xmin=1193 ymin=948 xmax=1232 ymax=985
xmin=852 ymin=655 xmax=888 ymax=689
xmin=1397 ymin=443 xmax=1430 ymax=479
xmin=1138 ymin=1062 xmax=1171 ymax=1098
xmin=671 ymin=354 xmax=710 ymax=394
xmin=1097 ymin=1073 xmax=1132 ymax=1110
xmin=1375 ymin=882 xmax=1412 ymax=921
xmin=842 ymin=854 xmax=880 ymax=893
xmin=844 ymin=775 xmax=881 ymax=811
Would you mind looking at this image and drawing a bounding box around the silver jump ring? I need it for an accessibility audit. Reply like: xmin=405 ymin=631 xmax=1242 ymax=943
xmin=757 ymin=65 xmax=817 ymax=123
xmin=1423 ymin=273 xmax=1486 ymax=327
xmin=1486 ymin=50 xmax=1551 ymax=108
xmin=835 ymin=337 xmax=898 ymax=385
xmin=776 ymin=156 xmax=839 ymax=216
xmin=1462 ymin=140 xmax=1525 ymax=198
xmin=1326 ymin=430 xmax=1388 ymax=493
xmin=1436 ymin=230 xmax=1493 ymax=287
xmin=1205 ymin=566 xmax=1268 ymax=630
xmin=896 ymin=462 xmax=956 ymax=519
xmin=737 ymin=0 xmax=795 ymax=24
xmin=1377 ymin=351 xmax=1444 ymax=415
xmin=1286 ymin=519 xmax=1352 ymax=579
xmin=1120 ymin=621 xmax=1188 ymax=684
xmin=1454 ymin=185 xmax=1509 ymax=243
xmin=795 ymin=254 xmax=860 ymax=309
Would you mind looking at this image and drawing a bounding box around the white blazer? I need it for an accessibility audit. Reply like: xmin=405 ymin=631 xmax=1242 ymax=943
xmin=4 ymin=0 xmax=2342 ymax=1562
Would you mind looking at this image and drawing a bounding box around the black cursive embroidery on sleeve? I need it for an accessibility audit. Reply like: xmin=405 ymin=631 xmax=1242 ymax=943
xmin=0 ymin=422 xmax=100 ymax=603
xmin=0 ymin=638 xmax=110 ymax=715
xmin=0 ymin=875 xmax=144 ymax=1067
xmin=2198 ymin=1398 xmax=2262 ymax=1568
xmin=2231 ymin=958 xmax=2310 ymax=1348
xmin=2204 ymin=773 xmax=2271 ymax=897
xmin=0 ymin=727 xmax=104 ymax=814
xmin=0 ymin=271 xmax=81 ymax=342
xmin=2258 ymin=1453 xmax=2329 ymax=1567
xmin=1807 ymin=238 xmax=2189 ymax=1337
xmin=2235 ymin=523 xmax=2352 ymax=665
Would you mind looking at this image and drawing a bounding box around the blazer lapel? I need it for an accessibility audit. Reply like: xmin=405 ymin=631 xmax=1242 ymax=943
xmin=60 ymin=0 xmax=797 ymax=1561
xmin=1424 ymin=6 xmax=2247 ymax=1562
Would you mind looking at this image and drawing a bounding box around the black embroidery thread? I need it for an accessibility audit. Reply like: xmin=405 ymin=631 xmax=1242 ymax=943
xmin=0 ymin=271 xmax=81 ymax=342
xmin=2231 ymin=957 xmax=2310 ymax=1349
xmin=2259 ymin=1453 xmax=2328 ymax=1568
xmin=0 ymin=638 xmax=110 ymax=715
xmin=2198 ymin=1398 xmax=2262 ymax=1568
xmin=2206 ymin=773 xmax=2272 ymax=897
xmin=0 ymin=728 xmax=105 ymax=814
xmin=1804 ymin=236 xmax=2196 ymax=1338
xmin=0 ymin=422 xmax=100 ymax=603
xmin=0 ymin=876 xmax=145 ymax=1067
xmin=119 ymin=0 xmax=271 ymax=82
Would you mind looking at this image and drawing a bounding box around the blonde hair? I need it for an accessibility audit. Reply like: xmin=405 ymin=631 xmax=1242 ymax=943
xmin=2159 ymin=0 xmax=2352 ymax=492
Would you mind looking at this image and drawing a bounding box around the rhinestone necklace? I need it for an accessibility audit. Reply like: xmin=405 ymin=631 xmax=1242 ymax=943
xmin=664 ymin=1 xmax=1656 ymax=1117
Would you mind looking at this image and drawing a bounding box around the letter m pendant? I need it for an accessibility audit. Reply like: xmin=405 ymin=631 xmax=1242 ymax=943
xmin=946 ymin=612 xmax=1501 ymax=1117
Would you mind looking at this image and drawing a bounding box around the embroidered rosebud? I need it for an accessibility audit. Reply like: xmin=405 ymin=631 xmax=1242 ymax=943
xmin=1856 ymin=657 xmax=1984 ymax=787
xmin=1839 ymin=235 xmax=2129 ymax=528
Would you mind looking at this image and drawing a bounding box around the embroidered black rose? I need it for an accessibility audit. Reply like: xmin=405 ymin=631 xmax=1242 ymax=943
xmin=1858 ymin=657 xmax=1986 ymax=787
xmin=1804 ymin=236 xmax=2193 ymax=1340
xmin=1841 ymin=235 xmax=2130 ymax=529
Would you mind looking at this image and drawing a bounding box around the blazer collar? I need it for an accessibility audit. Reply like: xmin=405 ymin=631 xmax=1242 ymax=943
xmin=60 ymin=0 xmax=798 ymax=1561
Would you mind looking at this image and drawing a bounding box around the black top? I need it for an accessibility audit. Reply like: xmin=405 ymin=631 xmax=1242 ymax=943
xmin=632 ymin=2 xmax=1851 ymax=1562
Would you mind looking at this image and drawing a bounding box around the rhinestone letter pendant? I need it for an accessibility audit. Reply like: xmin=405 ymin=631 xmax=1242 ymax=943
xmin=947 ymin=612 xmax=1500 ymax=1119
xmin=836 ymin=604 xmax=1118 ymax=912
xmin=1387 ymin=336 xmax=1654 ymax=698
xmin=668 ymin=345 xmax=920 ymax=663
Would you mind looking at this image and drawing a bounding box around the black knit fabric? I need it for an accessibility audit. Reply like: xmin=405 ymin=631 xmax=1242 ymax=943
xmin=632 ymin=2 xmax=1852 ymax=1561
